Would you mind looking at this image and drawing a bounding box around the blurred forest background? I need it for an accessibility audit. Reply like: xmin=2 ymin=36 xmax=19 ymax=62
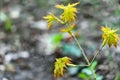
xmin=0 ymin=0 xmax=120 ymax=80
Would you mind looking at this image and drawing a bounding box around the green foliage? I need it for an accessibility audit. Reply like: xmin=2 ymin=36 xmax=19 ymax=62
xmin=90 ymin=60 xmax=97 ymax=69
xmin=78 ymin=61 xmax=103 ymax=80
xmin=52 ymin=33 xmax=63 ymax=45
xmin=5 ymin=19 xmax=12 ymax=32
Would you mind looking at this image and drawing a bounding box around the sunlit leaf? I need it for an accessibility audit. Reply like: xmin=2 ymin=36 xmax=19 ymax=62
xmin=54 ymin=57 xmax=72 ymax=78
xmin=56 ymin=2 xmax=79 ymax=23
xmin=43 ymin=13 xmax=57 ymax=29
xmin=101 ymin=26 xmax=120 ymax=47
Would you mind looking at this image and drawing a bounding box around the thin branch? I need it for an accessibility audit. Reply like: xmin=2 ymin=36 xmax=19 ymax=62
xmin=68 ymin=31 xmax=90 ymax=65
xmin=90 ymin=45 xmax=103 ymax=65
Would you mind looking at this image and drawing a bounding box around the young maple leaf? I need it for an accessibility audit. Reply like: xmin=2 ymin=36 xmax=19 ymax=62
xmin=43 ymin=13 xmax=64 ymax=29
xmin=43 ymin=13 xmax=58 ymax=29
xmin=101 ymin=26 xmax=120 ymax=47
xmin=54 ymin=57 xmax=72 ymax=78
xmin=56 ymin=2 xmax=79 ymax=23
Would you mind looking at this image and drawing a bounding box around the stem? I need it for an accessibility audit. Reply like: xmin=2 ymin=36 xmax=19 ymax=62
xmin=90 ymin=45 xmax=103 ymax=65
xmin=90 ymin=67 xmax=97 ymax=80
xmin=55 ymin=17 xmax=64 ymax=24
xmin=64 ymin=23 xmax=90 ymax=65
xmin=68 ymin=31 xmax=90 ymax=65
xmin=68 ymin=63 xmax=89 ymax=67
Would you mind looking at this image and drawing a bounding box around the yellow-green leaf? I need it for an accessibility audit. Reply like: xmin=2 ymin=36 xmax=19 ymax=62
xmin=54 ymin=57 xmax=72 ymax=78
xmin=101 ymin=26 xmax=119 ymax=47
xmin=43 ymin=13 xmax=57 ymax=29
xmin=56 ymin=2 xmax=80 ymax=23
